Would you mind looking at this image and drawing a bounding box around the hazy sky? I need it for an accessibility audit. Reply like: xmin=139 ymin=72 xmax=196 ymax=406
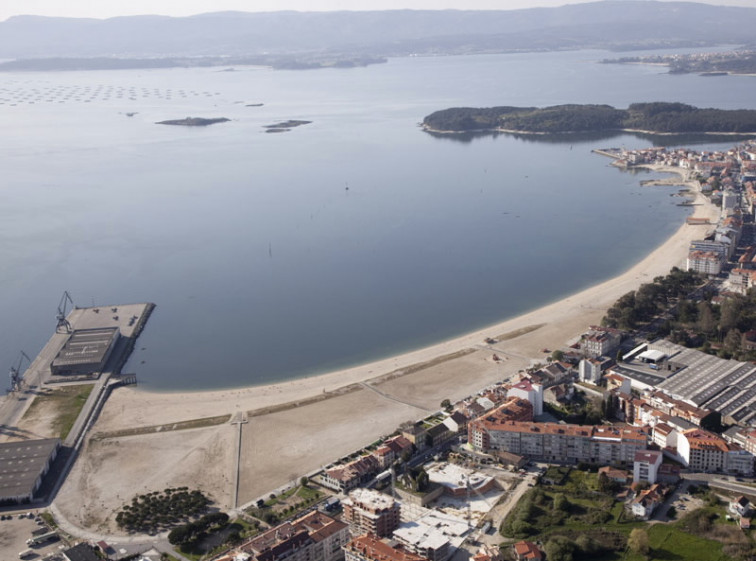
xmin=0 ymin=0 xmax=753 ymax=22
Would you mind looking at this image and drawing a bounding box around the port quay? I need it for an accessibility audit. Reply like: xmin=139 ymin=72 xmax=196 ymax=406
xmin=0 ymin=301 xmax=154 ymax=504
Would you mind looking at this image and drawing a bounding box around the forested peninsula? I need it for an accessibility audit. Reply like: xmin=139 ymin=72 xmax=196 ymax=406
xmin=422 ymin=103 xmax=756 ymax=135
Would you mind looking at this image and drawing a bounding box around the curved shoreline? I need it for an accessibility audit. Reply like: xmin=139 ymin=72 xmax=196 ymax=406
xmin=54 ymin=164 xmax=721 ymax=529
xmin=98 ymin=165 xmax=717 ymax=428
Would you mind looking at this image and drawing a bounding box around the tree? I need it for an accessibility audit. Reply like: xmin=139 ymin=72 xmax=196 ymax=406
xmin=697 ymin=301 xmax=716 ymax=334
xmin=598 ymin=471 xmax=616 ymax=494
xmin=575 ymin=534 xmax=598 ymax=555
xmin=552 ymin=493 xmax=570 ymax=512
xmin=551 ymin=349 xmax=565 ymax=362
xmin=544 ymin=536 xmax=575 ymax=561
xmin=440 ymin=399 xmax=452 ymax=411
xmin=300 ymin=476 xmax=309 ymax=487
xmin=724 ymin=328 xmax=742 ymax=353
xmin=168 ymin=525 xmax=192 ymax=546
xmin=628 ymin=528 xmax=650 ymax=556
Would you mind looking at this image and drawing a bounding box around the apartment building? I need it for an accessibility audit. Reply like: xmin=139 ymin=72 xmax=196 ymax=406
xmin=342 ymin=489 xmax=400 ymax=538
xmin=344 ymin=535 xmax=428 ymax=561
xmin=237 ymin=511 xmax=350 ymax=561
xmin=469 ymin=421 xmax=648 ymax=465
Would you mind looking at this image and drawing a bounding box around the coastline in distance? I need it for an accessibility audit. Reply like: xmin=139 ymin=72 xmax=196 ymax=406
xmin=422 ymin=102 xmax=756 ymax=136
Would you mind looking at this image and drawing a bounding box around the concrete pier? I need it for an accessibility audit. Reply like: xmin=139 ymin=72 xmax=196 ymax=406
xmin=0 ymin=302 xmax=155 ymax=444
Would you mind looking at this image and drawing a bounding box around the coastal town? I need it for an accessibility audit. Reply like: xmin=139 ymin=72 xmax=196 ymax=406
xmin=4 ymin=140 xmax=756 ymax=560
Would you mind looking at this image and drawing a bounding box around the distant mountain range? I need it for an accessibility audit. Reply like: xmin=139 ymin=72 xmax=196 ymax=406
xmin=1 ymin=2 xmax=755 ymax=64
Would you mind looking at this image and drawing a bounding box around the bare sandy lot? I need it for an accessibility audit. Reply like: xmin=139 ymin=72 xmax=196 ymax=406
xmin=53 ymin=168 xmax=720 ymax=535
xmin=55 ymin=425 xmax=236 ymax=534
xmin=238 ymin=389 xmax=422 ymax=504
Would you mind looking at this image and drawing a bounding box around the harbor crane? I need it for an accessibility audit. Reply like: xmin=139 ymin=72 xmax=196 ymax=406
xmin=56 ymin=290 xmax=74 ymax=333
xmin=8 ymin=350 xmax=30 ymax=393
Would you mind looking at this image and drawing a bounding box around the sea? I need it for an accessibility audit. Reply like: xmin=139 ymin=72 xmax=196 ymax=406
xmin=1 ymin=48 xmax=754 ymax=391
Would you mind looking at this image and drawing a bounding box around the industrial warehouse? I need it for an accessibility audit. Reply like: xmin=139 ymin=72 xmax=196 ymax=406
xmin=50 ymin=327 xmax=120 ymax=376
xmin=611 ymin=340 xmax=756 ymax=426
xmin=0 ymin=438 xmax=60 ymax=504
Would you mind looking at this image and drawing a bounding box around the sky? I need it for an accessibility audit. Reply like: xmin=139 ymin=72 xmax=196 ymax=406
xmin=0 ymin=0 xmax=753 ymax=22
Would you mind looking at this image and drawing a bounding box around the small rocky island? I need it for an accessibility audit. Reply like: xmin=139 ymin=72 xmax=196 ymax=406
xmin=264 ymin=120 xmax=312 ymax=133
xmin=156 ymin=117 xmax=230 ymax=126
xmin=422 ymin=102 xmax=756 ymax=135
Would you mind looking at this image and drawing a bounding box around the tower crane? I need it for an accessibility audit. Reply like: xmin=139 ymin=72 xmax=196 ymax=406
xmin=56 ymin=291 xmax=74 ymax=333
xmin=8 ymin=351 xmax=30 ymax=393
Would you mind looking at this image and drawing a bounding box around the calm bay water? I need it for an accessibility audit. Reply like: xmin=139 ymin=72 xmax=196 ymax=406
xmin=1 ymin=49 xmax=754 ymax=391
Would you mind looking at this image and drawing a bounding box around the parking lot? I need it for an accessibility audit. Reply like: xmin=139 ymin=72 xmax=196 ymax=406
xmin=0 ymin=511 xmax=64 ymax=560
xmin=654 ymin=481 xmax=705 ymax=520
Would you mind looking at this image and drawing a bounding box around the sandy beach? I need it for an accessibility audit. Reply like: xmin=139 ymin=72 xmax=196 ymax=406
xmin=53 ymin=165 xmax=720 ymax=533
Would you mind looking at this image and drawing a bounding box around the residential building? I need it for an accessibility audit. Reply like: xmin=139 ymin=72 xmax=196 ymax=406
xmin=467 ymin=398 xmax=533 ymax=450
xmin=579 ymin=357 xmax=611 ymax=384
xmin=472 ymin=545 xmax=502 ymax=561
xmin=689 ymin=239 xmax=730 ymax=259
xmin=686 ymin=250 xmax=722 ymax=275
xmin=343 ymin=535 xmax=428 ymax=561
xmin=237 ymin=511 xmax=350 ymax=561
xmin=544 ymin=383 xmax=573 ymax=405
xmin=677 ymin=429 xmax=754 ymax=475
xmin=633 ymin=450 xmax=663 ymax=484
xmin=342 ymin=489 xmax=400 ymax=538
xmin=631 ymin=484 xmax=665 ymax=520
xmin=512 ymin=541 xmax=543 ymax=561
xmin=582 ymin=328 xmax=621 ymax=358
xmin=598 ymin=466 xmax=631 ymax=484
xmin=730 ymin=496 xmax=753 ymax=518
xmin=529 ymin=362 xmax=573 ymax=388
xmin=469 ymin=421 xmax=648 ymax=465
xmin=507 ymin=379 xmax=543 ymax=416
xmin=322 ymin=455 xmax=381 ymax=493
xmin=652 ymin=423 xmax=676 ymax=449
xmin=645 ymin=391 xmax=714 ymax=427
xmin=442 ymin=411 xmax=469 ymax=434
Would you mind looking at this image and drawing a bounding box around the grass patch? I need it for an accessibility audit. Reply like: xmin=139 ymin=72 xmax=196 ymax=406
xmin=633 ymin=524 xmax=730 ymax=561
xmin=248 ymin=485 xmax=325 ymax=525
xmin=494 ymin=323 xmax=546 ymax=341
xmin=502 ymin=467 xmax=738 ymax=561
xmin=21 ymin=384 xmax=94 ymax=439
xmin=92 ymin=414 xmax=231 ymax=440
xmin=40 ymin=511 xmax=56 ymax=529
xmin=297 ymin=486 xmax=322 ymax=501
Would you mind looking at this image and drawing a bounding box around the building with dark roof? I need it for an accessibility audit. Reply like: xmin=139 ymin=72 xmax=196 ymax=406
xmin=51 ymin=327 xmax=120 ymax=376
xmin=0 ymin=438 xmax=60 ymax=503
xmin=63 ymin=543 xmax=101 ymax=561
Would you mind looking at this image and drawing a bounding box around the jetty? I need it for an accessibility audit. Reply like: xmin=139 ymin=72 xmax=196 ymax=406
xmin=0 ymin=301 xmax=154 ymax=503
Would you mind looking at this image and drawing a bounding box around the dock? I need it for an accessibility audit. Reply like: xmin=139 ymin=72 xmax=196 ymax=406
xmin=0 ymin=302 xmax=154 ymax=502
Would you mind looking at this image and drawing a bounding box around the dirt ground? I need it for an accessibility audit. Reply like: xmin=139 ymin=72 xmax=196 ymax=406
xmin=55 ymin=425 xmax=235 ymax=534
